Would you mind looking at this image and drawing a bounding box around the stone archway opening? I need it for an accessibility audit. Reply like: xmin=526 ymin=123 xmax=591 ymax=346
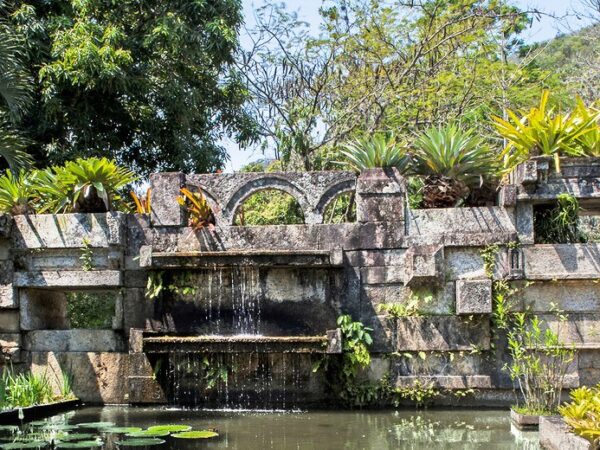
xmin=233 ymin=189 xmax=305 ymax=226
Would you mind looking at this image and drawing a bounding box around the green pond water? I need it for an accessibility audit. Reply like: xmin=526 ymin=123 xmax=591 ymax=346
xmin=0 ymin=407 xmax=539 ymax=450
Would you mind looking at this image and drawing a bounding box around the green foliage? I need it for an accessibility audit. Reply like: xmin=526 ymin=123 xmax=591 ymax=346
xmin=0 ymin=367 xmax=55 ymax=409
xmin=36 ymin=157 xmax=137 ymax=213
xmin=234 ymin=189 xmax=304 ymax=226
xmin=559 ymin=384 xmax=600 ymax=446
xmin=505 ymin=309 xmax=576 ymax=414
xmin=323 ymin=192 xmax=356 ymax=224
xmin=79 ymin=238 xmax=94 ymax=272
xmin=337 ymin=134 xmax=410 ymax=172
xmin=411 ymin=124 xmax=498 ymax=186
xmin=0 ymin=169 xmax=37 ymax=214
xmin=3 ymin=0 xmax=254 ymax=175
xmin=66 ymin=292 xmax=115 ymax=329
xmin=177 ymin=188 xmax=214 ymax=230
xmin=534 ymin=193 xmax=586 ymax=244
xmin=494 ymin=91 xmax=600 ymax=173
xmin=391 ymin=380 xmax=440 ymax=409
xmin=145 ymin=272 xmax=164 ymax=301
xmin=313 ymin=315 xmax=374 ymax=407
xmin=481 ymin=244 xmax=501 ymax=278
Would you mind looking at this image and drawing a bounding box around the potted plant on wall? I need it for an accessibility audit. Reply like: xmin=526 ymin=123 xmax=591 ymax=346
xmin=493 ymin=90 xmax=600 ymax=175
xmin=409 ymin=124 xmax=499 ymax=208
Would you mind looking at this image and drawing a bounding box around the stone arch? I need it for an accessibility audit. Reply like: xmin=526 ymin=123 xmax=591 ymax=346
xmin=184 ymin=183 xmax=223 ymax=221
xmin=316 ymin=178 xmax=357 ymax=223
xmin=223 ymin=176 xmax=311 ymax=225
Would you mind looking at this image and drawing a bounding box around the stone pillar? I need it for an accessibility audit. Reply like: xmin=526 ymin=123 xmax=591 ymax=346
xmin=149 ymin=172 xmax=186 ymax=227
xmin=0 ymin=214 xmax=20 ymax=364
xmin=355 ymin=168 xmax=405 ymax=224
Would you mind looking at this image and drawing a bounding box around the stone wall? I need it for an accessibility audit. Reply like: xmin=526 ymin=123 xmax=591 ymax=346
xmin=1 ymin=159 xmax=599 ymax=405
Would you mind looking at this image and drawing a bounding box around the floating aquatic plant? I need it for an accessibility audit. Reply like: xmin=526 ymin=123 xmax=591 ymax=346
xmin=115 ymin=438 xmax=165 ymax=447
xmin=55 ymin=440 xmax=102 ymax=448
xmin=53 ymin=433 xmax=96 ymax=442
xmin=75 ymin=423 xmax=114 ymax=429
xmin=125 ymin=430 xmax=169 ymax=438
xmin=146 ymin=425 xmax=191 ymax=433
xmin=102 ymin=427 xmax=142 ymax=434
xmin=0 ymin=442 xmax=48 ymax=449
xmin=172 ymin=430 xmax=219 ymax=439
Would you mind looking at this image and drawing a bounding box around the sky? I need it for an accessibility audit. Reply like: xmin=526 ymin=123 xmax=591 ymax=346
xmin=223 ymin=0 xmax=594 ymax=172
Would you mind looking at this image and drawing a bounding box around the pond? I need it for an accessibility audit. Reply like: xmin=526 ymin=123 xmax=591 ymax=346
xmin=0 ymin=407 xmax=539 ymax=449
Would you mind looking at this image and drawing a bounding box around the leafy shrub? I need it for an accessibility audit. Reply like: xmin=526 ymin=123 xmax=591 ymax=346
xmin=178 ymin=188 xmax=215 ymax=229
xmin=131 ymin=188 xmax=151 ymax=214
xmin=559 ymin=384 xmax=600 ymax=446
xmin=494 ymin=90 xmax=600 ymax=173
xmin=410 ymin=124 xmax=499 ymax=208
xmin=66 ymin=292 xmax=115 ymax=329
xmin=337 ymin=133 xmax=410 ymax=172
xmin=233 ymin=189 xmax=304 ymax=226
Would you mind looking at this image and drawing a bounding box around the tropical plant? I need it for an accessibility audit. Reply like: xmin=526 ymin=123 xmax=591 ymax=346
xmin=178 ymin=188 xmax=215 ymax=229
xmin=131 ymin=189 xmax=151 ymax=214
xmin=0 ymin=169 xmax=38 ymax=214
xmin=410 ymin=124 xmax=499 ymax=208
xmin=559 ymin=384 xmax=600 ymax=446
xmin=313 ymin=315 xmax=374 ymax=406
xmin=337 ymin=134 xmax=410 ymax=172
xmin=37 ymin=157 xmax=137 ymax=213
xmin=493 ymin=91 xmax=600 ymax=173
xmin=573 ymin=98 xmax=600 ymax=156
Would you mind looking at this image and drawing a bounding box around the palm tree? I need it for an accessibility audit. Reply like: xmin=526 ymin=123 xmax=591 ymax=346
xmin=0 ymin=13 xmax=33 ymax=170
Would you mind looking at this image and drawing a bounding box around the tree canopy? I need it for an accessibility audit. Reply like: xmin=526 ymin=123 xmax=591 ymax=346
xmin=2 ymin=0 xmax=256 ymax=175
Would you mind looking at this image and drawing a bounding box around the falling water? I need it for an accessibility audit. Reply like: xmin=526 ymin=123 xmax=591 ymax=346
xmin=161 ymin=266 xmax=313 ymax=409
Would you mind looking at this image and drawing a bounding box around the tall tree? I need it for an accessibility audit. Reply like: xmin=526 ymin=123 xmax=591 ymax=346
xmin=4 ymin=0 xmax=256 ymax=175
xmin=0 ymin=2 xmax=32 ymax=171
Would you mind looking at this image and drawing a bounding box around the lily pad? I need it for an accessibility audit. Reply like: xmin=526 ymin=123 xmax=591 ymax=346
xmin=115 ymin=439 xmax=165 ymax=447
xmin=42 ymin=425 xmax=77 ymax=431
xmin=125 ymin=430 xmax=169 ymax=438
xmin=103 ymin=427 xmax=142 ymax=434
xmin=172 ymin=430 xmax=219 ymax=439
xmin=0 ymin=442 xmax=47 ymax=449
xmin=53 ymin=434 xmax=96 ymax=442
xmin=147 ymin=425 xmax=191 ymax=433
xmin=55 ymin=440 xmax=102 ymax=448
xmin=76 ymin=423 xmax=114 ymax=429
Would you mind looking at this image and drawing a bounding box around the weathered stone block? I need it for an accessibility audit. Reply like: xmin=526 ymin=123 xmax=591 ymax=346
xmin=518 ymin=281 xmax=600 ymax=313
xmin=0 ymin=310 xmax=20 ymax=332
xmin=498 ymin=185 xmax=517 ymax=207
xmin=356 ymin=194 xmax=404 ymax=223
xmin=129 ymin=329 xmax=144 ymax=353
xmin=14 ymin=270 xmax=122 ymax=288
xmin=456 ymin=279 xmax=492 ymax=315
xmin=523 ymin=244 xmax=600 ymax=280
xmin=0 ymin=285 xmax=17 ymax=309
xmin=539 ymin=416 xmax=591 ymax=450
xmin=394 ymin=375 xmax=492 ymax=389
xmin=0 ymin=333 xmax=21 ymax=362
xmin=355 ymin=168 xmax=405 ymax=195
xmin=12 ymin=213 xmax=123 ymax=249
xmin=24 ymin=330 xmax=125 ymax=352
xmin=20 ymin=289 xmax=67 ymax=330
xmin=0 ymin=240 xmax=9 ymax=260
xmin=444 ymin=248 xmax=487 ymax=280
xmin=344 ymin=249 xmax=405 ymax=267
xmin=123 ymin=290 xmax=154 ymax=333
xmin=150 ymin=172 xmax=185 ymax=227
xmin=0 ymin=214 xmax=11 ymax=238
xmin=31 ymin=351 xmax=129 ymax=403
xmin=128 ymin=376 xmax=167 ymax=404
xmin=404 ymin=245 xmax=444 ymax=287
xmin=395 ymin=316 xmax=490 ymax=351
xmin=360 ymin=266 xmax=405 ymax=284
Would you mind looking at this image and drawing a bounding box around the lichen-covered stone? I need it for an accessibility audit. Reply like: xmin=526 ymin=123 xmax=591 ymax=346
xmin=14 ymin=270 xmax=122 ymax=288
xmin=0 ymin=214 xmax=12 ymax=238
xmin=24 ymin=330 xmax=125 ymax=352
xmin=455 ymin=279 xmax=492 ymax=315
xmin=0 ymin=310 xmax=20 ymax=332
xmin=404 ymin=245 xmax=444 ymax=287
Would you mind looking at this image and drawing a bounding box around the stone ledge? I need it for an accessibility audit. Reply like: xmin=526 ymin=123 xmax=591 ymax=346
xmin=12 ymin=213 xmax=124 ymax=249
xmin=456 ymin=279 xmax=492 ymax=315
xmin=395 ymin=316 xmax=490 ymax=351
xmin=13 ymin=270 xmax=122 ymax=288
xmin=523 ymin=245 xmax=600 ymax=280
xmin=24 ymin=330 xmax=125 ymax=352
xmin=539 ymin=416 xmax=591 ymax=450
xmin=394 ymin=375 xmax=492 ymax=389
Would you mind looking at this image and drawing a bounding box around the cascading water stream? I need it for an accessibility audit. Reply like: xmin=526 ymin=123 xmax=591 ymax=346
xmin=161 ymin=266 xmax=313 ymax=410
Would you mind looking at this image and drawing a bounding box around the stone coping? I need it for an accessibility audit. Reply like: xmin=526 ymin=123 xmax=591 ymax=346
xmin=539 ymin=416 xmax=592 ymax=450
xmin=0 ymin=399 xmax=80 ymax=425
